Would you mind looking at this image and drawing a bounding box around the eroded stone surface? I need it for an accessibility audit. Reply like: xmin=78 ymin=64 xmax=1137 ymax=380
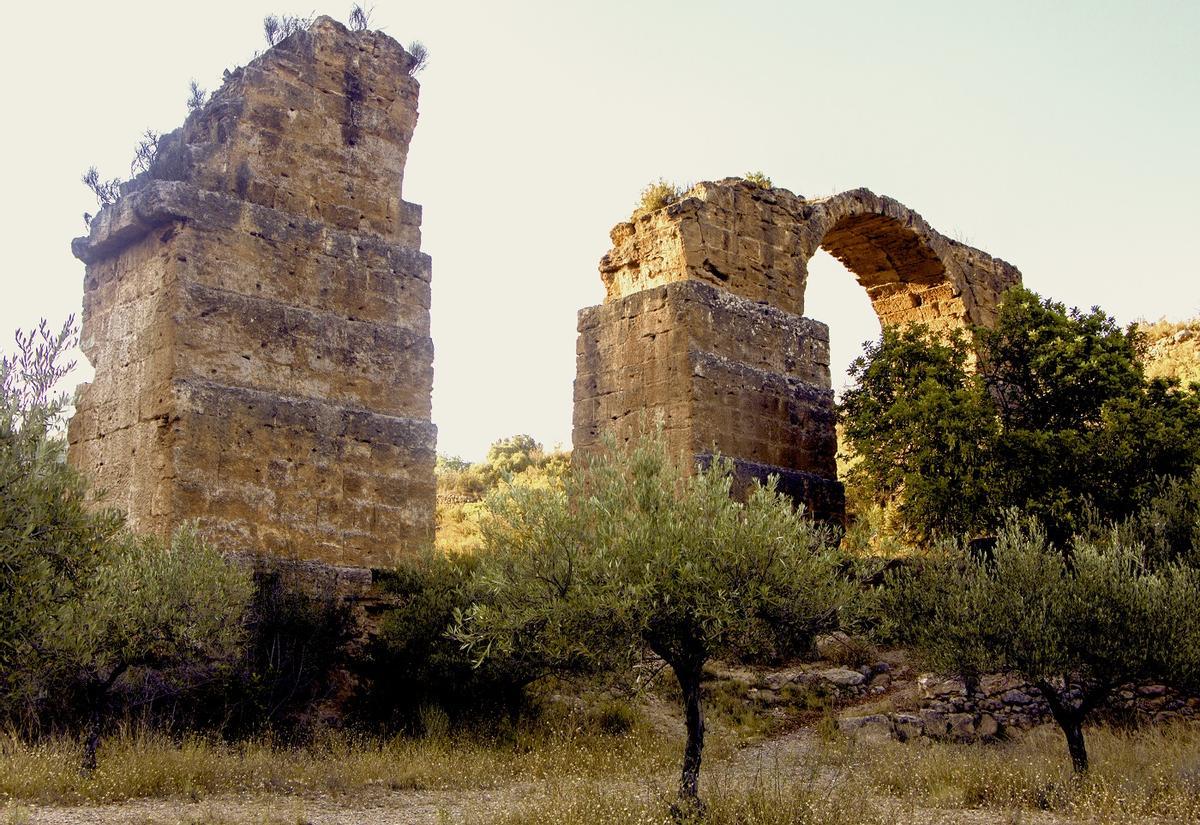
xmin=600 ymin=178 xmax=1021 ymax=332
xmin=68 ymin=17 xmax=434 ymax=568
xmin=574 ymin=279 xmax=844 ymax=521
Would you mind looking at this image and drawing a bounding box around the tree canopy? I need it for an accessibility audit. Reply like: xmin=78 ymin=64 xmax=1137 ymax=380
xmin=879 ymin=515 xmax=1200 ymax=772
xmin=840 ymin=287 xmax=1200 ymax=541
xmin=451 ymin=431 xmax=851 ymax=806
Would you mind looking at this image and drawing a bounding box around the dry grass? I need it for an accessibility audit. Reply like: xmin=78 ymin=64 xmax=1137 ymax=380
xmin=434 ymin=498 xmax=485 ymax=554
xmin=474 ymin=723 xmax=1200 ymax=824
xmin=858 ymin=723 xmax=1200 ymax=822
xmin=0 ymin=718 xmax=679 ymax=805
xmin=473 ymin=746 xmax=860 ymax=824
xmin=4 ymin=718 xmax=1199 ymax=824
xmin=633 ymin=179 xmax=686 ymax=217
xmin=476 ymin=776 xmax=900 ymax=825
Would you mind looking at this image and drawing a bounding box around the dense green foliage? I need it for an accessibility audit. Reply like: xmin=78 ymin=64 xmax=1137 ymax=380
xmin=840 ymin=287 xmax=1200 ymax=541
xmin=436 ymin=435 xmax=569 ymax=502
xmin=879 ymin=515 xmax=1200 ymax=772
xmin=839 ymin=326 xmax=996 ymax=539
xmin=450 ymin=431 xmax=851 ymax=804
xmin=363 ymin=549 xmax=541 ymax=727
xmin=0 ymin=320 xmax=253 ymax=767
xmin=0 ymin=320 xmax=125 ymax=713
xmin=435 ymin=436 xmax=570 ymax=555
xmin=1103 ymin=470 xmax=1200 ymax=569
xmin=65 ymin=529 xmax=252 ymax=768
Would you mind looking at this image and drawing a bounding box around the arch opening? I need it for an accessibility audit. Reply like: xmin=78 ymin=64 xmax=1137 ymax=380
xmin=803 ymin=248 xmax=880 ymax=399
xmin=810 ymin=210 xmax=966 ymax=336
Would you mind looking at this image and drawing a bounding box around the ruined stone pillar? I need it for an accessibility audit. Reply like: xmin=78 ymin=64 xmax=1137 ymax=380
xmin=573 ymin=183 xmax=845 ymax=522
xmin=68 ymin=18 xmax=435 ymax=567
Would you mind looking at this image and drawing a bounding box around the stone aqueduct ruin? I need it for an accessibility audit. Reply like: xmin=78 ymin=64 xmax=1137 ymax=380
xmin=67 ymin=18 xmax=1021 ymax=571
xmin=574 ymin=180 xmax=1021 ymax=521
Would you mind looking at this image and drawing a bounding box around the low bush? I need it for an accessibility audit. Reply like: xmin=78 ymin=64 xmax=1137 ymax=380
xmin=80 ymin=167 xmax=122 ymax=208
xmin=348 ymin=4 xmax=373 ymax=32
xmin=743 ymin=171 xmax=773 ymax=189
xmin=358 ymin=549 xmax=540 ymax=728
xmin=262 ymin=14 xmax=312 ymax=47
xmin=878 ymin=515 xmax=1200 ymax=774
xmin=406 ymin=41 xmax=429 ymax=75
xmin=0 ymin=718 xmax=677 ymax=805
xmin=186 ymin=571 xmax=358 ymax=740
xmin=1105 ymin=470 xmax=1200 ymax=569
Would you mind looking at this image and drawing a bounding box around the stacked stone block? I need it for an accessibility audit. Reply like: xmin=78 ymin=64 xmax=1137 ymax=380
xmin=68 ymin=18 xmax=434 ymax=568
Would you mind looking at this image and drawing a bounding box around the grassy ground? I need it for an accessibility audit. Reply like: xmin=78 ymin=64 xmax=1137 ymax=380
xmin=478 ymin=724 xmax=1200 ymax=825
xmin=0 ymin=716 xmax=679 ymax=806
xmin=2 ymin=712 xmax=1198 ymax=824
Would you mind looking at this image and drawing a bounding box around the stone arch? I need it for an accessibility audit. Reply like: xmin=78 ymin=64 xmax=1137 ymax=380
xmin=597 ymin=180 xmax=1020 ymax=336
xmin=798 ymin=189 xmax=1016 ymax=333
xmin=806 ymin=192 xmax=962 ymax=331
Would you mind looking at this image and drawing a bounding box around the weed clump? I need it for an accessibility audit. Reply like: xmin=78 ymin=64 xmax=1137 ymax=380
xmin=81 ymin=167 xmax=122 ymax=208
xmin=633 ymin=179 xmax=685 ymax=217
xmin=406 ymin=41 xmax=429 ymax=75
xmin=743 ymin=171 xmax=773 ymax=188
xmin=263 ymin=13 xmax=313 ymax=47
xmin=348 ymin=4 xmax=373 ymax=32
xmin=186 ymin=80 xmax=207 ymax=113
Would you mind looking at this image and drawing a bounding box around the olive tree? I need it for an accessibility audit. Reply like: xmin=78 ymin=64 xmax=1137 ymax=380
xmin=880 ymin=517 xmax=1200 ymax=773
xmin=0 ymin=318 xmax=252 ymax=768
xmin=51 ymin=528 xmax=253 ymax=770
xmin=451 ymin=431 xmax=851 ymax=807
xmin=1 ymin=318 xmax=124 ymax=714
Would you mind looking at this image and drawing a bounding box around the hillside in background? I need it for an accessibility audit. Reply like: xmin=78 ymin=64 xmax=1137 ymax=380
xmin=1140 ymin=317 xmax=1200 ymax=387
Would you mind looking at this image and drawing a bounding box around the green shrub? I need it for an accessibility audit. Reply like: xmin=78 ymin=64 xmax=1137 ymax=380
xmin=360 ymin=549 xmax=539 ymax=728
xmin=1 ymin=319 xmax=255 ymax=764
xmin=743 ymin=171 xmax=772 ymax=188
xmin=0 ymin=319 xmax=126 ymax=725
xmin=61 ymin=528 xmax=253 ymax=769
xmin=840 ymin=287 xmax=1200 ymax=542
xmin=585 ymin=699 xmax=639 ymax=737
xmin=820 ymin=633 xmax=878 ymax=669
xmin=1107 ymin=470 xmax=1200 ymax=569
xmin=879 ymin=515 xmax=1200 ymax=773
xmin=451 ymin=428 xmax=852 ymax=806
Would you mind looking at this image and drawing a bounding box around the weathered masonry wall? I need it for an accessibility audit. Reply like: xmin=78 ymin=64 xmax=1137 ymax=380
xmin=574 ymin=178 xmax=1021 ymax=521
xmin=575 ymin=280 xmax=844 ymax=521
xmin=68 ymin=18 xmax=435 ymax=568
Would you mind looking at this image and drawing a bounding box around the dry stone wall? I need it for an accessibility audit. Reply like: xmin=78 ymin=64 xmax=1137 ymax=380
xmin=575 ymin=178 xmax=1021 ymax=519
xmin=840 ymin=673 xmax=1200 ymax=745
xmin=68 ymin=18 xmax=434 ymax=568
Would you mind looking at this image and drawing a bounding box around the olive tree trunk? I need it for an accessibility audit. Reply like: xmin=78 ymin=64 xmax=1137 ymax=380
xmin=1036 ymin=679 xmax=1096 ymax=775
xmin=80 ymin=663 xmax=128 ymax=774
xmin=673 ymin=658 xmax=706 ymax=803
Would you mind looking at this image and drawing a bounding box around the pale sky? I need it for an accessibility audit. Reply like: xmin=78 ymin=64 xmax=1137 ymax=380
xmin=1 ymin=1 xmax=1197 ymax=460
